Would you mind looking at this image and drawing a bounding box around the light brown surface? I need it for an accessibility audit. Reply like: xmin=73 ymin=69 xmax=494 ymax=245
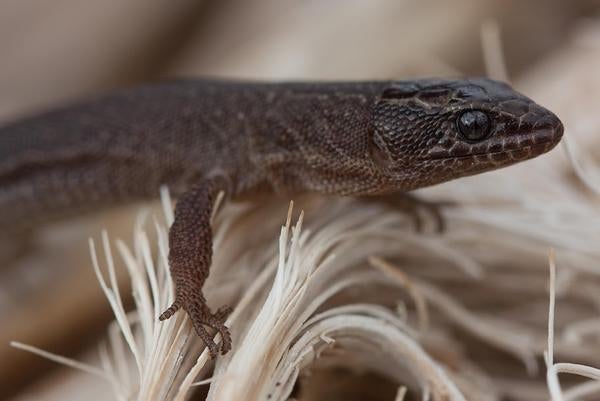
xmin=2 ymin=1 xmax=600 ymax=400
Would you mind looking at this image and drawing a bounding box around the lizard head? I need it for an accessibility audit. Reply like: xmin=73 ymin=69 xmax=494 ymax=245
xmin=370 ymin=78 xmax=563 ymax=190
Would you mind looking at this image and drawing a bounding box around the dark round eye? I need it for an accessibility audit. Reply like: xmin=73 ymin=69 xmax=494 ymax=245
xmin=457 ymin=110 xmax=491 ymax=141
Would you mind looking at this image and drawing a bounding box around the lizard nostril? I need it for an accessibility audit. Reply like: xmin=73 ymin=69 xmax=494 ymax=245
xmin=488 ymin=142 xmax=503 ymax=153
xmin=533 ymin=113 xmax=563 ymax=146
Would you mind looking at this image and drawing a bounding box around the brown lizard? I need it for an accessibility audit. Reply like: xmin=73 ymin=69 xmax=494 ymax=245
xmin=0 ymin=78 xmax=563 ymax=357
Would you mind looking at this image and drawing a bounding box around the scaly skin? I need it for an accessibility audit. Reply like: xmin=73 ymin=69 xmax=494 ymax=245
xmin=0 ymin=78 xmax=563 ymax=357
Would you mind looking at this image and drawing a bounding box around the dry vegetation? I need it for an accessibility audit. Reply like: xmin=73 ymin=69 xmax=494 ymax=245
xmin=2 ymin=1 xmax=600 ymax=400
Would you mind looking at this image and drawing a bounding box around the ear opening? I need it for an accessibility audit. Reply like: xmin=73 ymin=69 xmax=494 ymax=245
xmin=370 ymin=130 xmax=392 ymax=169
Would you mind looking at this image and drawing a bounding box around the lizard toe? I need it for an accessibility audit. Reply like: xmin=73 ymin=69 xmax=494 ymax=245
xmin=158 ymin=300 xmax=181 ymax=321
xmin=183 ymin=299 xmax=233 ymax=358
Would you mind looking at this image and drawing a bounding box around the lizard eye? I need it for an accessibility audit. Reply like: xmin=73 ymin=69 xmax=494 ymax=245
xmin=457 ymin=110 xmax=491 ymax=141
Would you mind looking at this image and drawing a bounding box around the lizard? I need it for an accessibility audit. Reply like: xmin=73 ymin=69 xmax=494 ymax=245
xmin=0 ymin=78 xmax=564 ymax=357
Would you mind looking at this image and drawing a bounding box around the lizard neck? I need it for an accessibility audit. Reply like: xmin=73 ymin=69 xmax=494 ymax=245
xmin=243 ymin=85 xmax=389 ymax=196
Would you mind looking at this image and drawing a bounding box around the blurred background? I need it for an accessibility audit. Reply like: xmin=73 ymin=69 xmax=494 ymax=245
xmin=1 ymin=0 xmax=598 ymax=122
xmin=2 ymin=0 xmax=600 ymax=399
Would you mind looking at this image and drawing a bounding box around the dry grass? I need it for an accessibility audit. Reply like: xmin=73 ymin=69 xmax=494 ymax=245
xmin=11 ymin=137 xmax=600 ymax=400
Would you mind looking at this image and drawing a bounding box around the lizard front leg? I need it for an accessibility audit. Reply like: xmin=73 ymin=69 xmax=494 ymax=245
xmin=366 ymin=193 xmax=454 ymax=233
xmin=158 ymin=177 xmax=232 ymax=357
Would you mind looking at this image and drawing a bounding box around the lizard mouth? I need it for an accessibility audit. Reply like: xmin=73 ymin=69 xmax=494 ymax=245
xmin=427 ymin=122 xmax=563 ymax=161
xmin=427 ymin=139 xmax=558 ymax=162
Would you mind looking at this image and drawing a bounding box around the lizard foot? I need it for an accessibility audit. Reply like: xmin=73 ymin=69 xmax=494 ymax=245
xmin=409 ymin=197 xmax=454 ymax=233
xmin=372 ymin=193 xmax=454 ymax=233
xmin=159 ymin=298 xmax=232 ymax=358
xmin=186 ymin=300 xmax=232 ymax=358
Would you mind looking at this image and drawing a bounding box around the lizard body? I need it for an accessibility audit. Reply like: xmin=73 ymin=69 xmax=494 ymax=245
xmin=0 ymin=78 xmax=563 ymax=356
